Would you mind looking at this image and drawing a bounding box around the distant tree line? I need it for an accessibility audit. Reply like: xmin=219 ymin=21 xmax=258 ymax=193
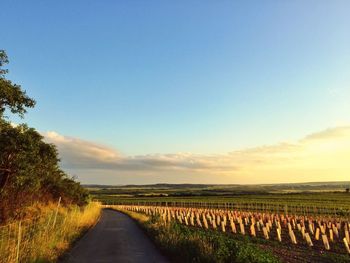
xmin=0 ymin=50 xmax=88 ymax=223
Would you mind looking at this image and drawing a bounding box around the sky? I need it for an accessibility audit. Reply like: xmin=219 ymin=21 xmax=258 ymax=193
xmin=2 ymin=1 xmax=350 ymax=184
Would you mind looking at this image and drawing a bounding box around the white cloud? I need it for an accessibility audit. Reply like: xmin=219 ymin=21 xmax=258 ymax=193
xmin=42 ymin=126 xmax=350 ymax=184
xmin=43 ymin=131 xmax=121 ymax=169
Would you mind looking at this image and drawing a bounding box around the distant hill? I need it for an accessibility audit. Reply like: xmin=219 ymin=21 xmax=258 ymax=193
xmin=84 ymin=181 xmax=350 ymax=195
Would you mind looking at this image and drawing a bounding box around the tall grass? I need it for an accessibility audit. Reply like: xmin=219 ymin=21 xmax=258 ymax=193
xmin=0 ymin=202 xmax=101 ymax=263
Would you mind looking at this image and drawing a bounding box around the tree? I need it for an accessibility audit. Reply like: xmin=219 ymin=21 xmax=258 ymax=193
xmin=0 ymin=117 xmax=88 ymax=221
xmin=0 ymin=50 xmax=88 ymax=222
xmin=0 ymin=50 xmax=36 ymax=118
xmin=0 ymin=50 xmax=36 ymax=191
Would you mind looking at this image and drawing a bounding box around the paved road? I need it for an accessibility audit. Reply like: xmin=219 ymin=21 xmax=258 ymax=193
xmin=63 ymin=209 xmax=169 ymax=263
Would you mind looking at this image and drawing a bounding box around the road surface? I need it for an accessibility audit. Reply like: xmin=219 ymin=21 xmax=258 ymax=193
xmin=63 ymin=209 xmax=169 ymax=263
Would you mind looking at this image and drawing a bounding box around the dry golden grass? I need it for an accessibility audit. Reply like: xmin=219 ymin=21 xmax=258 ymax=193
xmin=111 ymin=207 xmax=150 ymax=223
xmin=0 ymin=202 xmax=101 ymax=263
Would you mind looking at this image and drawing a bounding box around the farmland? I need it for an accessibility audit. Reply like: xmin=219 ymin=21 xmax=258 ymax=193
xmin=88 ymin=183 xmax=350 ymax=262
xmin=90 ymin=182 xmax=350 ymax=217
xmin=108 ymin=202 xmax=350 ymax=262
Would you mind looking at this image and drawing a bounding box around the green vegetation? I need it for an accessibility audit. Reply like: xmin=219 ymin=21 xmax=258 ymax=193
xmin=0 ymin=51 xmax=35 ymax=117
xmin=91 ymin=184 xmax=350 ymax=217
xmin=87 ymin=181 xmax=350 ymax=195
xmin=116 ymin=208 xmax=280 ymax=263
xmin=0 ymin=49 xmax=88 ymax=223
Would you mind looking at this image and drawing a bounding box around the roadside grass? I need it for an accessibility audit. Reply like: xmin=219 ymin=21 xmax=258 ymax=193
xmin=114 ymin=207 xmax=279 ymax=263
xmin=0 ymin=202 xmax=101 ymax=263
xmin=117 ymin=209 xmax=150 ymax=223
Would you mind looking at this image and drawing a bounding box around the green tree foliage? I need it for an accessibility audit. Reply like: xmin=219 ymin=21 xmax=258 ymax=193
xmin=0 ymin=50 xmax=88 ymax=223
xmin=0 ymin=50 xmax=36 ymax=118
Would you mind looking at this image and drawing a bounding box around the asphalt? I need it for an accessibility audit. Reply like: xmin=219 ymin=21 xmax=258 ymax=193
xmin=63 ymin=209 xmax=169 ymax=263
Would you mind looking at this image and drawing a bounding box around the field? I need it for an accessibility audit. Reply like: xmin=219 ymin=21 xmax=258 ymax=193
xmin=90 ymin=182 xmax=350 ymax=217
xmin=89 ymin=182 xmax=350 ymax=262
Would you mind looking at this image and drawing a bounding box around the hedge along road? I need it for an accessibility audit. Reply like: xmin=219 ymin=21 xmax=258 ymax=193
xmin=63 ymin=209 xmax=169 ymax=263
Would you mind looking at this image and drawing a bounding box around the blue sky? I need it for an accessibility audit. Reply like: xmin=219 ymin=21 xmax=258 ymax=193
xmin=2 ymin=1 xmax=350 ymax=184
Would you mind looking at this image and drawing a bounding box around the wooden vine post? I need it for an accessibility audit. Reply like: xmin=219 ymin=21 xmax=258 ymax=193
xmin=276 ymin=228 xmax=282 ymax=242
xmin=52 ymin=197 xmax=62 ymax=229
xmin=305 ymin=233 xmax=313 ymax=247
xmin=15 ymin=221 xmax=22 ymax=263
xmin=289 ymin=229 xmax=297 ymax=244
xmin=343 ymin=237 xmax=350 ymax=254
xmin=322 ymin=235 xmax=330 ymax=250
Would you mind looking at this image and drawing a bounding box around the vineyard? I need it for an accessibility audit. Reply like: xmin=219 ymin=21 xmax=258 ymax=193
xmin=94 ymin=192 xmax=350 ymax=218
xmin=109 ymin=204 xmax=350 ymax=261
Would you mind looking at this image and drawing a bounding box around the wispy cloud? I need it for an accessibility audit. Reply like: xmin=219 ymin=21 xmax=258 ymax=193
xmin=302 ymin=126 xmax=350 ymax=142
xmin=43 ymin=131 xmax=238 ymax=172
xmin=42 ymin=126 xmax=350 ymax=184
xmin=44 ymin=131 xmax=121 ymax=169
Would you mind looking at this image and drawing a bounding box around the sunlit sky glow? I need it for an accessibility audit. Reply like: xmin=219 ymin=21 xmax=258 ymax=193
xmin=2 ymin=1 xmax=350 ymax=184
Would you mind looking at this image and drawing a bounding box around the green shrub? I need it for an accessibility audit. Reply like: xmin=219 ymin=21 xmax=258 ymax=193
xmin=143 ymin=219 xmax=280 ymax=263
